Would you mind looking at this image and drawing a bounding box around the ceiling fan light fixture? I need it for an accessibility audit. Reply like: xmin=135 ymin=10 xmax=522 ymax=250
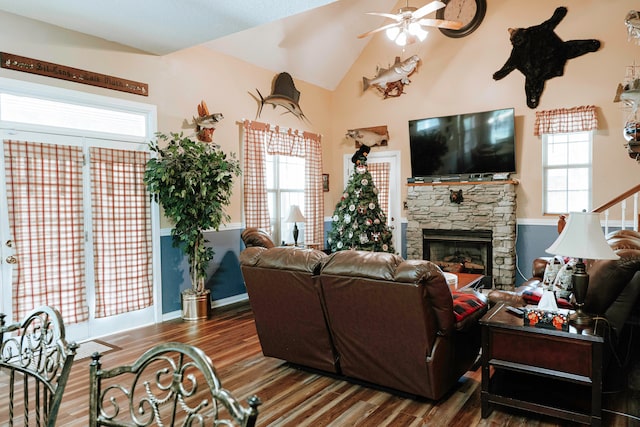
xmin=395 ymin=31 xmax=408 ymax=46
xmin=386 ymin=27 xmax=401 ymax=41
xmin=408 ymin=22 xmax=428 ymax=41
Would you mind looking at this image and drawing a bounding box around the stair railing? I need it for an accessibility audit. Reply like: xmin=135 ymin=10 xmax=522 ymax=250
xmin=592 ymin=183 xmax=640 ymax=234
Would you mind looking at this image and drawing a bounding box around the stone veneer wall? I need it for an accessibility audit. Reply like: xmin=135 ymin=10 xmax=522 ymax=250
xmin=406 ymin=181 xmax=518 ymax=289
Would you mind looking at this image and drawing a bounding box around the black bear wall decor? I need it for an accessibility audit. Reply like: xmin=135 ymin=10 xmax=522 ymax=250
xmin=493 ymin=7 xmax=601 ymax=109
xmin=450 ymin=189 xmax=463 ymax=204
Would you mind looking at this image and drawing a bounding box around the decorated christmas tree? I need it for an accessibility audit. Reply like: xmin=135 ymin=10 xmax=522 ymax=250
xmin=327 ymin=145 xmax=395 ymax=253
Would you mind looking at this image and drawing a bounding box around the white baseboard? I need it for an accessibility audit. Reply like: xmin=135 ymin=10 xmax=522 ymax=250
xmin=161 ymin=293 xmax=249 ymax=322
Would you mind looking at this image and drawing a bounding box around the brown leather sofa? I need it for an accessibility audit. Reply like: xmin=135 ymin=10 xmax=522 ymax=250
xmin=239 ymin=229 xmax=488 ymax=400
xmin=489 ymin=229 xmax=640 ymax=334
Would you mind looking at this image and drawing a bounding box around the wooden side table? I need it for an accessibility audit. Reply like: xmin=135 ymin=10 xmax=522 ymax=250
xmin=480 ymin=303 xmax=604 ymax=426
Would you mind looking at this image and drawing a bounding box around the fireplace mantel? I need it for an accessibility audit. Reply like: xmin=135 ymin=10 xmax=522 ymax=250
xmin=405 ymin=181 xmax=517 ymax=289
xmin=408 ymin=179 xmax=519 ymax=187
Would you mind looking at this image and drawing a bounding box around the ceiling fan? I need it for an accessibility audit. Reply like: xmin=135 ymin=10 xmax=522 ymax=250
xmin=357 ymin=0 xmax=463 ymax=46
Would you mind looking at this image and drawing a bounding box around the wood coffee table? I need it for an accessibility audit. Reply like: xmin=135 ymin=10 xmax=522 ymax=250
xmin=480 ymin=303 xmax=604 ymax=426
xmin=447 ymin=272 xmax=485 ymax=291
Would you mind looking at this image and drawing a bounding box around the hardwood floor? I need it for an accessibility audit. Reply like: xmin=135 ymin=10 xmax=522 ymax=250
xmin=45 ymin=303 xmax=640 ymax=426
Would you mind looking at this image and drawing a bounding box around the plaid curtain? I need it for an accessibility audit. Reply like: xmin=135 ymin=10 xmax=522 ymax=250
xmin=4 ymin=140 xmax=88 ymax=324
xmin=242 ymin=121 xmax=323 ymax=244
xmin=90 ymin=147 xmax=153 ymax=318
xmin=534 ymin=105 xmax=598 ymax=136
xmin=302 ymin=132 xmax=323 ymax=245
xmin=368 ymin=162 xmax=390 ymax=219
xmin=243 ymin=121 xmax=272 ymax=231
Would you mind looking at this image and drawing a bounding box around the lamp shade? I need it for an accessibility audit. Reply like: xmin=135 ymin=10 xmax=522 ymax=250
xmin=546 ymin=212 xmax=619 ymax=260
xmin=285 ymin=205 xmax=305 ymax=223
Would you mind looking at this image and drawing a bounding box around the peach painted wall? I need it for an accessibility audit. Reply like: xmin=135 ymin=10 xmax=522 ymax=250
xmin=2 ymin=0 xmax=639 ymax=226
xmin=329 ymin=0 xmax=640 ymax=221
xmin=0 ymin=11 xmax=332 ymax=228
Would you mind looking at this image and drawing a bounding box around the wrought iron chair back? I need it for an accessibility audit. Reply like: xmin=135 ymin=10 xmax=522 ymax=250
xmin=0 ymin=305 xmax=78 ymax=427
xmin=89 ymin=342 xmax=261 ymax=427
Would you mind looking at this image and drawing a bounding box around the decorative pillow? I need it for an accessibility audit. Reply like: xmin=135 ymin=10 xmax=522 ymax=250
xmin=452 ymin=291 xmax=488 ymax=322
xmin=521 ymin=287 xmax=573 ymax=309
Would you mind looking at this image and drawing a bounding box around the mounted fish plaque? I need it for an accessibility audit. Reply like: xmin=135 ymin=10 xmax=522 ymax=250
xmin=362 ymin=55 xmax=420 ymax=99
xmin=252 ymin=72 xmax=308 ymax=122
xmin=346 ymin=125 xmax=389 ymax=148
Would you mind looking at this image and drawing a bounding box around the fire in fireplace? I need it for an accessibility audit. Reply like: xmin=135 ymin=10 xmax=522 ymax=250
xmin=423 ymin=229 xmax=492 ymax=275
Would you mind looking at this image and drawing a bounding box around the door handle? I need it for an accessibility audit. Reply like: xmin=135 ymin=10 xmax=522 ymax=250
xmin=5 ymin=255 xmax=17 ymax=264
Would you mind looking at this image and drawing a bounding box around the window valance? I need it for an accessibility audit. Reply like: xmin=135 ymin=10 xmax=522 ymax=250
xmin=533 ymin=105 xmax=598 ymax=136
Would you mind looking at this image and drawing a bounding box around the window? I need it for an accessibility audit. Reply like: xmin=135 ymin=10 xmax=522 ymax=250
xmin=266 ymin=154 xmax=305 ymax=245
xmin=242 ymin=120 xmax=323 ymax=247
xmin=542 ymin=131 xmax=592 ymax=214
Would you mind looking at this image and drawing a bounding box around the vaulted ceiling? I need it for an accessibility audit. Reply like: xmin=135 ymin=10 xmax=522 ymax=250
xmin=0 ymin=0 xmax=400 ymax=90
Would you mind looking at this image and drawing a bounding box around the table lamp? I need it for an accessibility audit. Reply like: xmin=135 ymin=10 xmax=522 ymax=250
xmin=285 ymin=205 xmax=305 ymax=246
xmin=545 ymin=211 xmax=619 ymax=325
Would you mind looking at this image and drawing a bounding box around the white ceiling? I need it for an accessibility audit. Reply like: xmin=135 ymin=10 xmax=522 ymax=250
xmin=0 ymin=0 xmax=399 ymax=90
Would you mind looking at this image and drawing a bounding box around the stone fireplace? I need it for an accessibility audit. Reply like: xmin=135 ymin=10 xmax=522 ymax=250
xmin=406 ymin=181 xmax=517 ymax=289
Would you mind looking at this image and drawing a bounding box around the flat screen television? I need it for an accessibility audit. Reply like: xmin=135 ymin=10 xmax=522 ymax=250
xmin=409 ymin=108 xmax=516 ymax=179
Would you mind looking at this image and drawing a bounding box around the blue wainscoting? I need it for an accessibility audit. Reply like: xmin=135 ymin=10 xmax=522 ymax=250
xmin=159 ymin=221 xmax=561 ymax=314
xmin=514 ymin=223 xmax=559 ymax=286
xmin=160 ymin=228 xmax=246 ymax=314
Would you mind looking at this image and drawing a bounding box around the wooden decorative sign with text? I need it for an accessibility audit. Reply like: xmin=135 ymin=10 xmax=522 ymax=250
xmin=1 ymin=52 xmax=148 ymax=96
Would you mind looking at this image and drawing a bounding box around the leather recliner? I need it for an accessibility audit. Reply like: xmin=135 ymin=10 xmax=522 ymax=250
xmin=239 ymin=228 xmax=488 ymax=400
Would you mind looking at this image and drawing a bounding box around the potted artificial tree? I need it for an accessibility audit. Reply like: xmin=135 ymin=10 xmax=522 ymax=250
xmin=144 ymin=130 xmax=240 ymax=320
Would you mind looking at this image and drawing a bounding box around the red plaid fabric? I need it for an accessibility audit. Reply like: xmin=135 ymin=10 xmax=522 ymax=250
xmin=243 ymin=121 xmax=324 ymax=244
xmin=534 ymin=105 xmax=598 ymax=136
xmin=451 ymin=291 xmax=487 ymax=322
xmin=4 ymin=140 xmax=89 ymax=324
xmin=90 ymin=147 xmax=153 ymax=318
xmin=368 ymin=162 xmax=390 ymax=219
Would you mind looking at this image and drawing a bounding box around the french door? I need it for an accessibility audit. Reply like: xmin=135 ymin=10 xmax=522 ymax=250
xmin=343 ymin=151 xmax=401 ymax=252
xmin=0 ymin=130 xmax=158 ymax=342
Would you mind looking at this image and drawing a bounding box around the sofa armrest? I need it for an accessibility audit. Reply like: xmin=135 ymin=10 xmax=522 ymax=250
xmin=487 ymin=289 xmax=526 ymax=308
xmin=241 ymin=227 xmax=275 ymax=249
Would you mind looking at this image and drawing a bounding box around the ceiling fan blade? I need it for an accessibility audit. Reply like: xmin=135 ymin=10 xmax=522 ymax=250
xmin=418 ymin=18 xmax=464 ymax=30
xmin=412 ymin=1 xmax=446 ymax=20
xmin=357 ymin=22 xmax=401 ymax=39
xmin=365 ymin=11 xmax=403 ymax=21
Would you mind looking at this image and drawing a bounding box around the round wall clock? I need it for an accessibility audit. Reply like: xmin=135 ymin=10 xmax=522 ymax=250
xmin=436 ymin=0 xmax=487 ymax=38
